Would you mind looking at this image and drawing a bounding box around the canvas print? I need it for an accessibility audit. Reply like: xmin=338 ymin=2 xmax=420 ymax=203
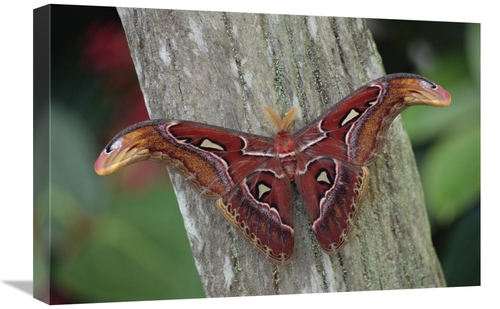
xmin=33 ymin=4 xmax=479 ymax=304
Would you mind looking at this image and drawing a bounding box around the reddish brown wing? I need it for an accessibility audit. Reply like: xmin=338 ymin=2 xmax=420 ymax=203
xmin=217 ymin=159 xmax=294 ymax=264
xmin=94 ymin=119 xmax=295 ymax=263
xmin=295 ymin=73 xmax=451 ymax=166
xmin=294 ymin=73 xmax=451 ymax=253
xmin=294 ymin=154 xmax=369 ymax=253
xmin=95 ymin=120 xmax=275 ymax=198
xmin=95 ymin=73 xmax=451 ymax=263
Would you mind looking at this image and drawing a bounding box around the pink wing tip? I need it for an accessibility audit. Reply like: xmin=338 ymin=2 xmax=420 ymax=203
xmin=405 ymin=81 xmax=452 ymax=107
xmin=94 ymin=150 xmax=112 ymax=176
xmin=437 ymin=85 xmax=452 ymax=107
xmin=94 ymin=138 xmax=123 ymax=176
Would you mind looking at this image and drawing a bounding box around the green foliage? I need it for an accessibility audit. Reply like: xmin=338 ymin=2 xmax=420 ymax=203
xmin=368 ymin=18 xmax=480 ymax=287
xmin=438 ymin=205 xmax=480 ymax=286
xmin=402 ymin=23 xmax=480 ymax=227
xmin=399 ymin=23 xmax=480 ymax=286
xmin=422 ymin=125 xmax=479 ymax=225
xmin=34 ymin=103 xmax=204 ymax=302
xmin=52 ymin=184 xmax=205 ymax=302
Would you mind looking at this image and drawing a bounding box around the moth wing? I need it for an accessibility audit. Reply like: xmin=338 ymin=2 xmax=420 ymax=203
xmin=217 ymin=158 xmax=294 ymax=264
xmin=295 ymin=73 xmax=451 ymax=166
xmin=295 ymin=155 xmax=369 ymax=253
xmin=293 ymin=74 xmax=449 ymax=253
xmin=95 ymin=119 xmax=275 ymax=199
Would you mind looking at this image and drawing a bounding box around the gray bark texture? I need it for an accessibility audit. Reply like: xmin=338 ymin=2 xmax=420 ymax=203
xmin=117 ymin=8 xmax=446 ymax=297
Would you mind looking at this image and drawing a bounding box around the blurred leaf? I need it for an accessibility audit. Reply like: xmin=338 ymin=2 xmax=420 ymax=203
xmin=367 ymin=17 xmax=480 ymax=288
xmin=423 ymin=125 xmax=480 ymax=225
xmin=33 ymin=246 xmax=49 ymax=301
xmin=49 ymin=103 xmax=106 ymax=211
xmin=439 ymin=204 xmax=480 ymax=286
xmin=405 ymin=78 xmax=479 ymax=142
xmin=403 ymin=52 xmax=479 ymax=146
xmin=34 ymin=186 xmax=50 ymax=301
xmin=48 ymin=103 xmax=204 ymax=302
xmin=49 ymin=184 xmax=87 ymax=252
xmin=54 ymin=185 xmax=205 ymax=302
xmin=409 ymin=21 xmax=480 ymax=227
xmin=465 ymin=23 xmax=480 ymax=89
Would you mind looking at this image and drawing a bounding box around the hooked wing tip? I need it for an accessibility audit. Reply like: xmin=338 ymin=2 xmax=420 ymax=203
xmin=94 ymin=146 xmax=123 ymax=176
xmin=434 ymin=85 xmax=452 ymax=107
xmin=94 ymin=131 xmax=152 ymax=176
xmin=94 ymin=120 xmax=165 ymax=176
xmin=94 ymin=150 xmax=114 ymax=176
xmin=401 ymin=75 xmax=452 ymax=107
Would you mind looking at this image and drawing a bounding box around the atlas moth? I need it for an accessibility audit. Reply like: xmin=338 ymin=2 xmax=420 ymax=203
xmin=95 ymin=73 xmax=451 ymax=264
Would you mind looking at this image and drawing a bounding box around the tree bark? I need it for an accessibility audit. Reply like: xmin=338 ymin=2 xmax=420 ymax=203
xmin=117 ymin=8 xmax=446 ymax=297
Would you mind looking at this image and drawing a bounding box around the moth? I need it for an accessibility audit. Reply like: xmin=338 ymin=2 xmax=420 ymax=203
xmin=95 ymin=73 xmax=451 ymax=264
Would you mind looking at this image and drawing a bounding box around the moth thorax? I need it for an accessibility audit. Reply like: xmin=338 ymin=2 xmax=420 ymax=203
xmin=275 ymin=131 xmax=297 ymax=153
xmin=275 ymin=131 xmax=298 ymax=180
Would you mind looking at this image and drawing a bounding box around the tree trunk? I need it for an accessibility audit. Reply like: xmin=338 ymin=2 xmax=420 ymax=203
xmin=117 ymin=8 xmax=446 ymax=297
